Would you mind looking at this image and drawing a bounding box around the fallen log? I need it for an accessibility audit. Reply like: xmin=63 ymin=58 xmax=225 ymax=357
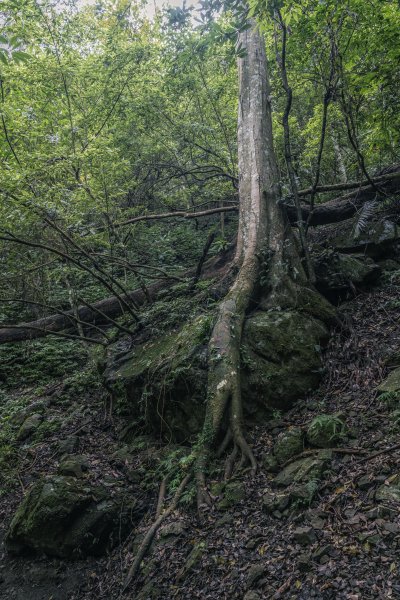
xmin=0 ymin=249 xmax=232 ymax=345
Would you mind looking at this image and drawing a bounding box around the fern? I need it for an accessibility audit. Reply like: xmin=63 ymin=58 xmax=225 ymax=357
xmin=353 ymin=199 xmax=378 ymax=237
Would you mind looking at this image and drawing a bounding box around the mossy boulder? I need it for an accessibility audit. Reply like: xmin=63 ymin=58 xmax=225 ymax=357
xmin=377 ymin=368 xmax=400 ymax=394
xmin=306 ymin=414 xmax=345 ymax=448
xmin=273 ymin=428 xmax=304 ymax=465
xmin=5 ymin=475 xmax=139 ymax=558
xmin=16 ymin=413 xmax=43 ymax=441
xmin=106 ymin=306 xmax=330 ymax=439
xmin=274 ymin=450 xmax=332 ymax=488
xmin=314 ymin=251 xmax=381 ymax=295
xmin=105 ymin=315 xmax=212 ymax=442
xmin=263 ymin=451 xmax=332 ymax=513
xmin=329 ymin=219 xmax=400 ymax=258
xmin=375 ymin=475 xmax=400 ymax=503
xmin=241 ymin=310 xmax=329 ymax=414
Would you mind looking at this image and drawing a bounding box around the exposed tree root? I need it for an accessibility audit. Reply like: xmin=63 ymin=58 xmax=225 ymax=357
xmin=123 ymin=473 xmax=192 ymax=591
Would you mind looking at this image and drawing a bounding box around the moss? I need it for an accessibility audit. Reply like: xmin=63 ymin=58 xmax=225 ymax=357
xmin=106 ymin=315 xmax=213 ymax=442
xmin=377 ymin=367 xmax=400 ymax=394
xmin=241 ymin=310 xmax=329 ymax=414
xmin=273 ymin=428 xmax=304 ymax=465
xmin=5 ymin=475 xmax=137 ymax=558
xmin=106 ymin=303 xmax=331 ymax=439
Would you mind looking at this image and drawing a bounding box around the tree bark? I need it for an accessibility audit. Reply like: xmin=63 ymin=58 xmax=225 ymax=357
xmin=195 ymin=20 xmax=297 ymax=506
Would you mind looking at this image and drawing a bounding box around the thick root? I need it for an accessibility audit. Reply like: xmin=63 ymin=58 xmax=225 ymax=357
xmin=123 ymin=473 xmax=192 ymax=590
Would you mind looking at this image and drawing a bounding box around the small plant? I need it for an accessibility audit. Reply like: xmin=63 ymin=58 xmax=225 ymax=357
xmin=307 ymin=413 xmax=345 ymax=447
xmin=379 ymin=390 xmax=400 ymax=409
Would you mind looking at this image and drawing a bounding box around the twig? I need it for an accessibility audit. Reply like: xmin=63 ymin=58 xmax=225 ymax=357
xmin=357 ymin=442 xmax=400 ymax=464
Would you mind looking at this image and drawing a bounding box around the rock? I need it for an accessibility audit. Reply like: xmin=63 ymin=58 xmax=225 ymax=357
xmin=314 ymin=251 xmax=381 ymax=295
xmin=10 ymin=401 xmax=46 ymax=426
xmin=378 ymin=258 xmax=399 ymax=272
xmin=377 ymin=368 xmax=400 ymax=394
xmin=306 ymin=414 xmax=345 ymax=448
xmin=242 ymin=310 xmax=329 ymax=415
xmin=58 ymin=455 xmax=89 ymax=478
xmin=262 ymin=490 xmax=290 ymax=514
xmin=105 ymin=315 xmax=212 ymax=442
xmin=58 ymin=435 xmax=79 ymax=455
xmin=298 ymin=553 xmax=312 ymax=572
xmin=376 ymin=475 xmax=400 ymax=503
xmin=356 ymin=475 xmax=374 ymax=490
xmin=244 ymin=592 xmax=261 ymax=600
xmin=105 ymin=306 xmax=330 ymax=440
xmin=246 ymin=564 xmax=265 ymax=587
xmin=216 ymin=481 xmax=245 ymax=510
xmin=159 ymin=521 xmax=186 ymax=538
xmin=293 ymin=527 xmax=316 ymax=545
xmin=263 ymin=454 xmax=280 ymax=473
xmin=273 ymin=428 xmax=304 ymax=465
xmin=16 ymin=413 xmax=43 ymax=441
xmin=177 ymin=542 xmax=206 ymax=581
xmin=312 ymin=544 xmax=335 ymax=562
xmin=274 ymin=450 xmax=331 ymax=487
xmin=5 ymin=475 xmax=139 ymax=557
xmin=329 ymin=219 xmax=400 ymax=258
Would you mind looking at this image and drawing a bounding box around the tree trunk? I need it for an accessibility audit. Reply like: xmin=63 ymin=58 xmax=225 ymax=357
xmin=195 ymin=20 xmax=301 ymax=506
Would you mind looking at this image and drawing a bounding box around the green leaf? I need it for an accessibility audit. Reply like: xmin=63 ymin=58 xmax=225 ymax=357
xmin=0 ymin=50 xmax=8 ymax=65
xmin=11 ymin=50 xmax=31 ymax=63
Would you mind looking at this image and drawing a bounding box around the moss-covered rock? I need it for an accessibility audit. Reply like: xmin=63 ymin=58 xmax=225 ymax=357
xmin=273 ymin=428 xmax=304 ymax=465
xmin=306 ymin=414 xmax=345 ymax=447
xmin=377 ymin=368 xmax=400 ymax=394
xmin=58 ymin=455 xmax=89 ymax=478
xmin=329 ymin=219 xmax=400 ymax=258
xmin=5 ymin=475 xmax=138 ymax=558
xmin=274 ymin=450 xmax=331 ymax=488
xmin=375 ymin=475 xmax=400 ymax=503
xmin=106 ymin=305 xmax=330 ymax=439
xmin=105 ymin=315 xmax=212 ymax=442
xmin=16 ymin=413 xmax=43 ymax=441
xmin=314 ymin=251 xmax=381 ymax=295
xmin=241 ymin=310 xmax=329 ymax=414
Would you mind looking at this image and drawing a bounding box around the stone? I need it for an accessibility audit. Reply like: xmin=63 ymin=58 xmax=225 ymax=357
xmin=216 ymin=481 xmax=245 ymax=510
xmin=244 ymin=592 xmax=261 ymax=600
xmin=273 ymin=428 xmax=304 ymax=465
xmin=293 ymin=527 xmax=316 ymax=545
xmin=105 ymin=304 xmax=331 ymax=440
xmin=378 ymin=258 xmax=399 ymax=272
xmin=176 ymin=542 xmax=206 ymax=581
xmin=16 ymin=414 xmax=43 ymax=441
xmin=376 ymin=475 xmax=400 ymax=503
xmin=298 ymin=553 xmax=312 ymax=572
xmin=246 ymin=564 xmax=265 ymax=587
xmin=159 ymin=521 xmax=186 ymax=538
xmin=10 ymin=401 xmax=46 ymax=426
xmin=262 ymin=491 xmax=284 ymax=514
xmin=58 ymin=455 xmax=89 ymax=478
xmin=263 ymin=454 xmax=280 ymax=473
xmin=242 ymin=310 xmax=329 ymax=415
xmin=329 ymin=219 xmax=400 ymax=258
xmin=357 ymin=475 xmax=374 ymax=490
xmin=274 ymin=450 xmax=332 ymax=488
xmin=377 ymin=368 xmax=400 ymax=394
xmin=5 ymin=475 xmax=139 ymax=558
xmin=306 ymin=414 xmax=345 ymax=448
xmin=312 ymin=544 xmax=334 ymax=562
xmin=105 ymin=315 xmax=212 ymax=442
xmin=314 ymin=251 xmax=381 ymax=295
xmin=58 ymin=435 xmax=79 ymax=455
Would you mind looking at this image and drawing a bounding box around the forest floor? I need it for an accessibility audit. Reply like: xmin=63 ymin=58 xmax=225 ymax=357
xmin=1 ymin=275 xmax=400 ymax=600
